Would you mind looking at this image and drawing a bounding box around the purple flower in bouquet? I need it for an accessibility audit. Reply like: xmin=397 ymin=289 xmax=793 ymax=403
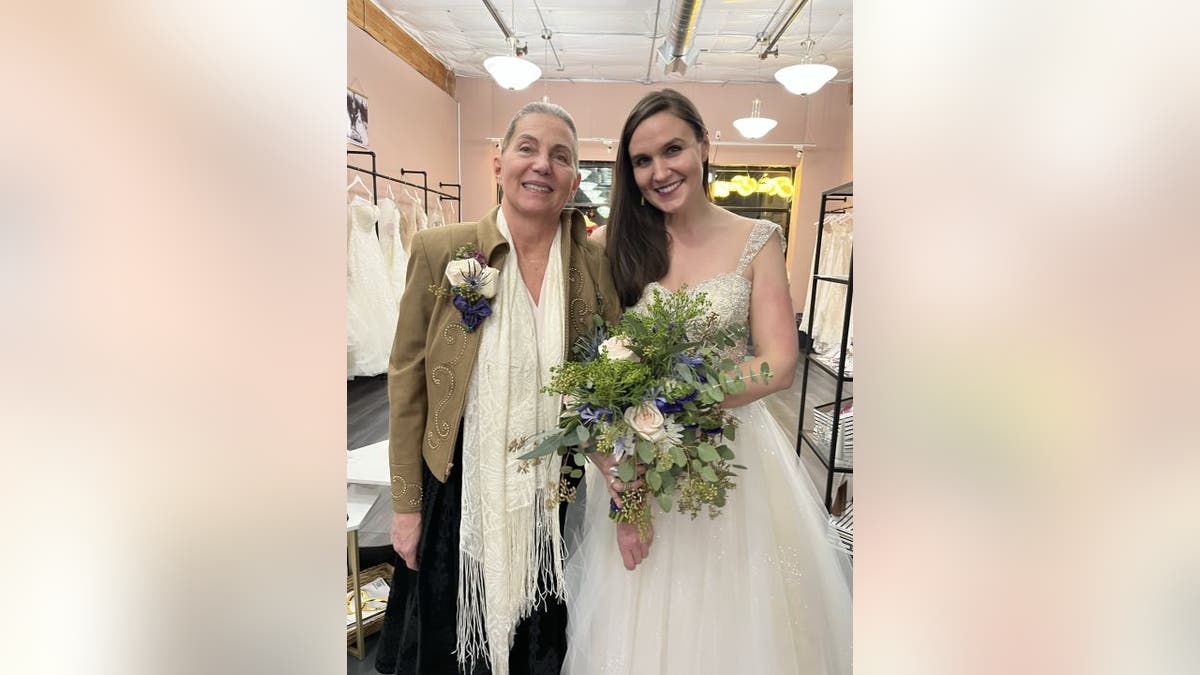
xmin=611 ymin=434 xmax=633 ymax=460
xmin=675 ymin=352 xmax=704 ymax=367
xmin=578 ymin=404 xmax=614 ymax=424
xmin=677 ymin=389 xmax=699 ymax=404
xmin=453 ymin=294 xmax=492 ymax=331
xmin=654 ymin=395 xmax=685 ymax=415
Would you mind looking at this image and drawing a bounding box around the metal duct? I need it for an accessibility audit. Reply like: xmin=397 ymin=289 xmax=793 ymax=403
xmin=657 ymin=0 xmax=706 ymax=77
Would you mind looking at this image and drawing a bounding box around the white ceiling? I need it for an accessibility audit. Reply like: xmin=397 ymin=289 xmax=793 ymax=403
xmin=373 ymin=0 xmax=853 ymax=85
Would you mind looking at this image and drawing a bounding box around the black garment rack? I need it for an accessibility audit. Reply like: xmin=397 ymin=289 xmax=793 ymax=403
xmin=795 ymin=180 xmax=854 ymax=513
xmin=346 ymin=149 xmax=461 ymax=214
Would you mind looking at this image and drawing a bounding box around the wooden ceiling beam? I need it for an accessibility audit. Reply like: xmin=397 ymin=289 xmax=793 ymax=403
xmin=348 ymin=0 xmax=457 ymax=99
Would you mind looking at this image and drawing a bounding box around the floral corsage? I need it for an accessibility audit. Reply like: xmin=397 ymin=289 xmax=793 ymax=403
xmin=429 ymin=245 xmax=499 ymax=332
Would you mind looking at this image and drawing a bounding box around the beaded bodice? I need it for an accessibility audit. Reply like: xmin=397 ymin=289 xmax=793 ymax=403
xmin=631 ymin=220 xmax=783 ymax=361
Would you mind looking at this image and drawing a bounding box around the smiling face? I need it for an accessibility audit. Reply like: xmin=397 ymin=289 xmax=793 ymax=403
xmin=626 ymin=111 xmax=710 ymax=214
xmin=494 ymin=112 xmax=581 ymax=222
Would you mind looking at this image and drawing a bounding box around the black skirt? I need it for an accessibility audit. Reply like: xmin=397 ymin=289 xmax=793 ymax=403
xmin=375 ymin=428 xmax=568 ymax=675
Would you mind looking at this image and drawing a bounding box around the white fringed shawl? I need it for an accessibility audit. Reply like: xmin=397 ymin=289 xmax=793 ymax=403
xmin=457 ymin=210 xmax=566 ymax=674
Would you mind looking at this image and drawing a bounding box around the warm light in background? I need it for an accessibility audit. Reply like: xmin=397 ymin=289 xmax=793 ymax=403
xmin=711 ymin=175 xmax=794 ymax=200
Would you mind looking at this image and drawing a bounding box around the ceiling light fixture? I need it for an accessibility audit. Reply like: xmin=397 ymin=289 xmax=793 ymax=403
xmin=732 ymin=99 xmax=778 ymax=139
xmin=481 ymin=0 xmax=541 ymax=91
xmin=774 ymin=0 xmax=836 ymax=95
xmin=485 ymin=37 xmax=542 ymax=91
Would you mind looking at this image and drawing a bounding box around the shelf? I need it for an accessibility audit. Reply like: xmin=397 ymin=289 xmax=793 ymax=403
xmin=813 ymin=274 xmax=849 ymax=285
xmin=806 ymin=351 xmax=854 ymax=382
xmin=800 ymin=430 xmax=854 ymax=473
xmin=823 ymin=181 xmax=854 ymax=197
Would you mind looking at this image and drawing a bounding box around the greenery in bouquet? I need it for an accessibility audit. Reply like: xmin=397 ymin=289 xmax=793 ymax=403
xmin=518 ymin=288 xmax=771 ymax=536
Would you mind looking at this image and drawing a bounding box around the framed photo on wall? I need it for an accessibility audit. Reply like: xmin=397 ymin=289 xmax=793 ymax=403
xmin=347 ymin=88 xmax=368 ymax=147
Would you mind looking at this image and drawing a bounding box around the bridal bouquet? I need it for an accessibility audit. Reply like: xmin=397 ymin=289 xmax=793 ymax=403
xmin=518 ymin=288 xmax=770 ymax=534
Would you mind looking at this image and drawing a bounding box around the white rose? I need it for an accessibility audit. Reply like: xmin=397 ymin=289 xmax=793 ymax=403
xmin=444 ymin=258 xmax=475 ymax=287
xmin=444 ymin=258 xmax=499 ymax=298
xmin=624 ymin=401 xmax=667 ymax=443
xmin=599 ymin=336 xmax=639 ymax=362
xmin=476 ymin=266 xmax=498 ymax=298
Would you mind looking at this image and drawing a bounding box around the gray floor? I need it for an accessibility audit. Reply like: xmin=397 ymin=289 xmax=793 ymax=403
xmin=345 ymin=350 xmax=852 ymax=672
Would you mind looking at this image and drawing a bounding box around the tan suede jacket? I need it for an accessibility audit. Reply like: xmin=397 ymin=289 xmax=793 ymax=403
xmin=386 ymin=207 xmax=621 ymax=513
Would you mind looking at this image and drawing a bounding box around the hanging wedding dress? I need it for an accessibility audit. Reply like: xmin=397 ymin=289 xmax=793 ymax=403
xmin=801 ymin=211 xmax=854 ymax=356
xmin=346 ymin=195 xmax=397 ymax=378
xmin=562 ymin=221 xmax=852 ymax=675
xmin=440 ymin=196 xmax=458 ymax=225
xmin=427 ymin=199 xmax=445 ymax=229
xmin=376 ymin=194 xmax=408 ymax=308
xmin=397 ymin=186 xmax=426 ymax=248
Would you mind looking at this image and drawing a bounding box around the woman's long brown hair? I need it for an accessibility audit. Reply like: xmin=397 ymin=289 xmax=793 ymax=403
xmin=607 ymin=88 xmax=711 ymax=308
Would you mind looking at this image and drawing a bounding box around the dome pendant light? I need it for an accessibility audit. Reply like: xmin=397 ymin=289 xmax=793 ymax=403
xmin=774 ymin=0 xmax=837 ymax=96
xmin=485 ymin=37 xmax=542 ymax=91
xmin=732 ymin=99 xmax=778 ymax=139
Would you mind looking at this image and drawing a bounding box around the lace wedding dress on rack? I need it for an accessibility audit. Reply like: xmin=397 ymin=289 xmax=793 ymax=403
xmin=396 ymin=186 xmax=425 ymax=251
xmin=801 ymin=211 xmax=854 ymax=370
xmin=562 ymin=221 xmax=852 ymax=675
xmin=346 ymin=195 xmax=398 ymax=378
xmin=377 ymin=194 xmax=408 ymax=308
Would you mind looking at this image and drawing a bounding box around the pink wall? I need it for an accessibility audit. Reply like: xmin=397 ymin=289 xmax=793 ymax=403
xmin=456 ymin=78 xmax=852 ymax=309
xmin=347 ymin=22 xmax=852 ymax=310
xmin=347 ymin=22 xmax=459 ymax=221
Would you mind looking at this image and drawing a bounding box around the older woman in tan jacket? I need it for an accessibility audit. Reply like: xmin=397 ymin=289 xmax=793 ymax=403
xmin=382 ymin=102 xmax=621 ymax=675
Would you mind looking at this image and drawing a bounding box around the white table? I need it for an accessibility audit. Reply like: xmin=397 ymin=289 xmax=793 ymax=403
xmin=347 ymin=439 xmax=389 ymax=486
xmin=346 ymin=440 xmax=388 ymax=660
xmin=345 ymin=489 xmax=379 ymax=659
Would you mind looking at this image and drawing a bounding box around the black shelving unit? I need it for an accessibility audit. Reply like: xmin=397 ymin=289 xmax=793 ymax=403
xmin=796 ymin=181 xmax=854 ymax=512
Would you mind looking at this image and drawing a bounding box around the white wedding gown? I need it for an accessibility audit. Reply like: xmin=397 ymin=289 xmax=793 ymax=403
xmin=562 ymin=220 xmax=853 ymax=675
xmin=377 ymin=196 xmax=408 ymax=307
xmin=346 ymin=195 xmax=398 ymax=378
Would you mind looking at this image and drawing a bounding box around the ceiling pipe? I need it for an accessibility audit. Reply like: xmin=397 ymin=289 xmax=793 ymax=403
xmin=758 ymin=0 xmax=810 ymax=59
xmin=531 ymin=0 xmax=564 ymax=71
xmin=658 ymin=0 xmax=706 ymax=77
xmin=643 ymin=0 xmax=664 ymax=83
xmin=482 ymin=0 xmax=516 ymax=40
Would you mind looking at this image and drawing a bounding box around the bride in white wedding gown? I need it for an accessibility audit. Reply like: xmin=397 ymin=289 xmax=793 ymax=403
xmin=562 ymin=89 xmax=851 ymax=675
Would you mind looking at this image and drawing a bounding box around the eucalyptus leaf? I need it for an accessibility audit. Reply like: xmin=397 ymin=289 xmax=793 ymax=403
xmin=617 ymin=460 xmax=636 ymax=483
xmin=700 ymin=466 xmax=719 ymax=482
xmin=724 ymin=426 xmax=736 ymax=441
xmin=717 ymin=445 xmax=735 ymax=460
xmin=671 ymin=446 xmax=687 ymax=467
xmin=657 ymin=493 xmax=673 ymax=513
xmin=675 ymin=363 xmax=695 ymax=384
xmin=570 ymin=423 xmax=590 ymax=445
xmin=631 ymin=440 xmax=649 ymax=463
xmin=519 ymin=431 xmax=566 ymax=460
xmin=697 ymin=443 xmax=719 ymax=462
xmin=646 ymin=470 xmax=662 ymax=491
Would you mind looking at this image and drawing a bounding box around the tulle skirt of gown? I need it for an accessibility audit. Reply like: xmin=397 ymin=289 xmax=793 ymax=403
xmin=562 ymin=399 xmax=853 ymax=675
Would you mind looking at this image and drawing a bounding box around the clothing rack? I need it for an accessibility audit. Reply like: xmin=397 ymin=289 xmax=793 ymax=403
xmin=346 ymin=149 xmax=461 ymax=214
xmin=795 ymin=180 xmax=854 ymax=513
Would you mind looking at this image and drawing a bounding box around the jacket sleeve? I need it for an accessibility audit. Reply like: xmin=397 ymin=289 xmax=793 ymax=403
xmin=386 ymin=232 xmax=436 ymax=513
xmin=594 ymin=248 xmax=623 ymax=324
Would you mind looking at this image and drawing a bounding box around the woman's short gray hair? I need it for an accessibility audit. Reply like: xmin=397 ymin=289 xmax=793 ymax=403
xmin=500 ymin=101 xmax=580 ymax=169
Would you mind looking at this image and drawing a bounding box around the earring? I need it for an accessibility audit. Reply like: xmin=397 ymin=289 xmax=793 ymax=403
xmin=640 ymin=195 xmax=645 ymax=206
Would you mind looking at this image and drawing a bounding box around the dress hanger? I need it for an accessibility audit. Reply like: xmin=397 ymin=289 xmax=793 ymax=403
xmin=347 ymin=174 xmax=373 ymax=201
xmin=385 ymin=183 xmax=396 ymax=202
